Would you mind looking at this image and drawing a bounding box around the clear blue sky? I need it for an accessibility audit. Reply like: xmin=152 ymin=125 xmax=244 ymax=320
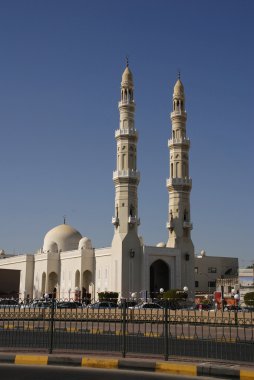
xmin=0 ymin=1 xmax=253 ymax=267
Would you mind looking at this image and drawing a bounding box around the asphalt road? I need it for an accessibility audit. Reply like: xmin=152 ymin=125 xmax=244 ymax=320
xmin=0 ymin=364 xmax=227 ymax=380
xmin=0 ymin=329 xmax=253 ymax=363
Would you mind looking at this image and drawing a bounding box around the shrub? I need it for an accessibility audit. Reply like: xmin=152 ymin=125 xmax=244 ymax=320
xmin=98 ymin=291 xmax=119 ymax=303
xmin=162 ymin=289 xmax=188 ymax=300
xmin=244 ymin=292 xmax=254 ymax=307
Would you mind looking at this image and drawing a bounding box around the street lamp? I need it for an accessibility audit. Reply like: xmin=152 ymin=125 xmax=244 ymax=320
xmin=68 ymin=288 xmax=71 ymax=301
xmin=234 ymin=293 xmax=240 ymax=306
xmin=75 ymin=286 xmax=80 ymax=301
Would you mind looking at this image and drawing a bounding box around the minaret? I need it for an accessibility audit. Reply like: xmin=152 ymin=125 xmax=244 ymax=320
xmin=111 ymin=62 xmax=141 ymax=296
xmin=112 ymin=62 xmax=140 ymax=234
xmin=166 ymin=75 xmax=194 ymax=290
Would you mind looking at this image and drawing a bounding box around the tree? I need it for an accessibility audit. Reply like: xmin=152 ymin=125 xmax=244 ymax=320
xmin=244 ymin=292 xmax=254 ymax=307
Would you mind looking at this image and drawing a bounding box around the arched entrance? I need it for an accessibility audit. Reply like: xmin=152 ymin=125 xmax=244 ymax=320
xmin=48 ymin=272 xmax=58 ymax=295
xmin=82 ymin=270 xmax=93 ymax=302
xmin=150 ymin=260 xmax=170 ymax=296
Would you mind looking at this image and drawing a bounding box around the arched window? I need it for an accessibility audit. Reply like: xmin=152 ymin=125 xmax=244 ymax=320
xmin=41 ymin=272 xmax=46 ymax=296
xmin=122 ymin=154 xmax=126 ymax=170
xmin=176 ymin=162 xmax=179 ymax=177
xmin=75 ymin=270 xmax=80 ymax=288
xmin=171 ymin=163 xmax=173 ymax=177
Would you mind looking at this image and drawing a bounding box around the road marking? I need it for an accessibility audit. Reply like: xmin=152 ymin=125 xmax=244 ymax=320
xmin=15 ymin=355 xmax=48 ymax=365
xmin=81 ymin=357 xmax=118 ymax=368
xmin=156 ymin=362 xmax=197 ymax=376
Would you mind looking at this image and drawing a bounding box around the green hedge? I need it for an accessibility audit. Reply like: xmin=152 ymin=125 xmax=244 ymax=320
xmin=162 ymin=289 xmax=188 ymax=300
xmin=244 ymin=292 xmax=254 ymax=306
xmin=98 ymin=291 xmax=119 ymax=303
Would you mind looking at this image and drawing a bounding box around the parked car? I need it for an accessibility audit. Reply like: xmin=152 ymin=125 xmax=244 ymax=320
xmin=224 ymin=305 xmax=242 ymax=312
xmin=57 ymin=301 xmax=82 ymax=309
xmin=118 ymin=300 xmax=137 ymax=308
xmin=128 ymin=302 xmax=162 ymax=310
xmin=23 ymin=300 xmax=52 ymax=309
xmin=0 ymin=299 xmax=20 ymax=308
xmin=87 ymin=302 xmax=118 ymax=309
xmin=195 ymin=303 xmax=213 ymax=311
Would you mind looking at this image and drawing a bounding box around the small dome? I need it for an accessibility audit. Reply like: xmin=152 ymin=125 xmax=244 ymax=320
xmin=43 ymin=224 xmax=82 ymax=253
xmin=173 ymin=79 xmax=184 ymax=98
xmin=156 ymin=242 xmax=166 ymax=248
xmin=79 ymin=237 xmax=92 ymax=250
xmin=121 ymin=66 xmax=134 ymax=87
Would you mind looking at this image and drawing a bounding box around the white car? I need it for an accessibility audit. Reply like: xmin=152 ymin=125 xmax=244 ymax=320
xmin=128 ymin=302 xmax=162 ymax=310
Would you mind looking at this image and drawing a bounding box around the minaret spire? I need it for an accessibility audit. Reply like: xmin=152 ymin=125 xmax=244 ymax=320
xmin=166 ymin=76 xmax=194 ymax=289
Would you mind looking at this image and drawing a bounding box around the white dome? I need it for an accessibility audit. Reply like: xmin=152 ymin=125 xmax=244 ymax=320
xmin=156 ymin=242 xmax=166 ymax=248
xmin=79 ymin=237 xmax=92 ymax=250
xmin=43 ymin=224 xmax=82 ymax=253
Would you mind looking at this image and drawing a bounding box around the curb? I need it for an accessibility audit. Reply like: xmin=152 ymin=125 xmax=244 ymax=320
xmin=0 ymin=354 xmax=253 ymax=379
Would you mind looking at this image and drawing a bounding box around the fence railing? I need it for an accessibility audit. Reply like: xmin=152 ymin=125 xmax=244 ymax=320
xmin=0 ymin=300 xmax=253 ymax=363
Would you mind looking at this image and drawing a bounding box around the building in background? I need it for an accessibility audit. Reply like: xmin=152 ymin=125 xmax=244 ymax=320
xmin=195 ymin=249 xmax=238 ymax=297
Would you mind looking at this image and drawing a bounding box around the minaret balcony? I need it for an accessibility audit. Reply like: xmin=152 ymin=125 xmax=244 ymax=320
xmin=166 ymin=221 xmax=174 ymax=230
xmin=113 ymin=169 xmax=140 ymax=181
xmin=115 ymin=128 xmax=138 ymax=138
xmin=183 ymin=221 xmax=193 ymax=230
xmin=118 ymin=100 xmax=135 ymax=107
xmin=112 ymin=217 xmax=119 ymax=226
xmin=166 ymin=178 xmax=192 ymax=187
xmin=128 ymin=216 xmax=140 ymax=225
xmin=168 ymin=137 xmax=190 ymax=147
xmin=170 ymin=110 xmax=187 ymax=118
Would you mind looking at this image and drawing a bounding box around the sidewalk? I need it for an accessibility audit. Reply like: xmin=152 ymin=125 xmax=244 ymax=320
xmin=0 ymin=352 xmax=254 ymax=379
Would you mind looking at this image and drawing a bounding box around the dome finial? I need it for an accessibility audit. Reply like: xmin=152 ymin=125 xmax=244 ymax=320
xmin=63 ymin=215 xmax=66 ymax=224
xmin=126 ymin=55 xmax=129 ymax=67
xmin=177 ymin=69 xmax=181 ymax=80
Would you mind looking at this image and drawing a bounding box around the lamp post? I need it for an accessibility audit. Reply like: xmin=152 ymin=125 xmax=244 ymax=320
xmin=131 ymin=292 xmax=137 ymax=301
xmin=68 ymin=288 xmax=71 ymax=301
xmin=234 ymin=293 xmax=240 ymax=325
xmin=75 ymin=286 xmax=80 ymax=302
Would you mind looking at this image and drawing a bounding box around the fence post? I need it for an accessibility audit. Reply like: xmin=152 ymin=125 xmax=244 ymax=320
xmin=164 ymin=305 xmax=169 ymax=361
xmin=122 ymin=299 xmax=127 ymax=358
xmin=48 ymin=297 xmax=55 ymax=354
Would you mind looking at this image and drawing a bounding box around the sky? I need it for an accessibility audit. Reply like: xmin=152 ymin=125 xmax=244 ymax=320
xmin=0 ymin=0 xmax=253 ymax=267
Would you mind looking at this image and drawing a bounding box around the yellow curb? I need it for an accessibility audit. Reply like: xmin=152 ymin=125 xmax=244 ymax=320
xmin=15 ymin=355 xmax=48 ymax=365
xmin=156 ymin=362 xmax=197 ymax=376
xmin=144 ymin=332 xmax=161 ymax=337
xmin=81 ymin=357 xmax=118 ymax=369
xmin=65 ymin=327 xmax=78 ymax=332
xmin=89 ymin=329 xmax=101 ymax=334
xmin=241 ymin=370 xmax=254 ymax=380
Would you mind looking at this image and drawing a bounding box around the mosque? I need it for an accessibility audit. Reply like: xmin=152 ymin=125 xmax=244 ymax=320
xmin=0 ymin=64 xmax=195 ymax=301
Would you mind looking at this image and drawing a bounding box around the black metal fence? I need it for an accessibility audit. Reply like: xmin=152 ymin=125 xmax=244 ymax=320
xmin=0 ymin=301 xmax=253 ymax=363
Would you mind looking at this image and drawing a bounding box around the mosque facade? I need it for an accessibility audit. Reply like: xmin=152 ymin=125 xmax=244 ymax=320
xmin=0 ymin=65 xmax=195 ymax=301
